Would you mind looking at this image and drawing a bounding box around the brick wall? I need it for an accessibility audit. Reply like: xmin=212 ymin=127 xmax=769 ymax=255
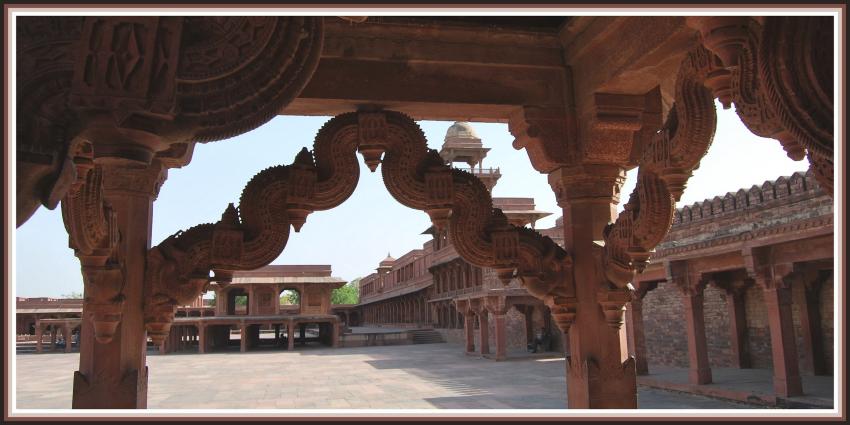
xmin=641 ymin=277 xmax=835 ymax=375
xmin=820 ymin=278 xmax=834 ymax=374
xmin=743 ymin=285 xmax=773 ymax=369
xmin=642 ymin=281 xmax=688 ymax=368
xmin=703 ymin=284 xmax=733 ymax=368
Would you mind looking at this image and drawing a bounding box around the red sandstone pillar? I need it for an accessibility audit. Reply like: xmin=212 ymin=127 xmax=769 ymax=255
xmin=763 ymin=285 xmax=804 ymax=396
xmin=725 ymin=285 xmax=750 ymax=369
xmin=626 ymin=298 xmax=649 ymax=375
xmin=682 ymin=288 xmax=712 ymax=384
xmin=287 ymin=322 xmax=295 ymax=351
xmin=50 ymin=328 xmax=56 ymax=351
xmin=332 ymin=322 xmax=340 ymax=348
xmin=463 ymin=313 xmax=475 ymax=354
xmin=478 ymin=310 xmax=490 ymax=356
xmin=73 ymin=163 xmax=164 ymax=409
xmin=523 ymin=307 xmax=534 ymax=347
xmin=794 ymin=279 xmax=826 ymax=375
xmin=668 ymin=261 xmax=712 ymax=385
xmin=746 ymin=253 xmax=804 ymax=397
xmin=198 ymin=324 xmax=206 ymax=354
xmin=493 ymin=313 xmax=507 ymax=361
xmin=66 ymin=324 xmax=74 ymax=353
xmin=35 ymin=323 xmax=43 ymax=353
xmin=240 ymin=324 xmax=247 ymax=353
xmin=550 ymin=165 xmax=636 ymax=408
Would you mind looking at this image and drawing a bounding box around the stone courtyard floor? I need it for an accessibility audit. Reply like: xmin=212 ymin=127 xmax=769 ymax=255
xmin=16 ymin=343 xmax=767 ymax=410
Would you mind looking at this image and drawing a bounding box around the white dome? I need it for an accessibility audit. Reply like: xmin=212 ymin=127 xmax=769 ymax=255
xmin=445 ymin=121 xmax=479 ymax=139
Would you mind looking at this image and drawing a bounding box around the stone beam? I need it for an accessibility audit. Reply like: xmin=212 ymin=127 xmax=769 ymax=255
xmin=284 ymin=19 xmax=568 ymax=121
xmin=559 ymin=16 xmax=698 ymax=114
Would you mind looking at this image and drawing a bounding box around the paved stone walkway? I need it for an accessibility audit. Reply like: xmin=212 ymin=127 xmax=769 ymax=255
xmin=15 ymin=344 xmax=761 ymax=410
xmin=639 ymin=365 xmax=834 ymax=408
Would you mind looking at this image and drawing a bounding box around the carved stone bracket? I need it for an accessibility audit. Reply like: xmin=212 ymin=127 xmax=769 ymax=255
xmin=17 ymin=16 xmax=326 ymax=227
xmin=602 ymin=44 xmax=719 ymax=288
xmin=742 ymin=246 xmax=795 ymax=291
xmin=60 ymin=155 xmax=127 ymax=344
xmin=485 ymin=296 xmax=509 ymax=316
xmin=666 ymin=261 xmax=707 ymax=297
xmin=687 ymin=16 xmax=834 ymax=196
xmin=509 ymin=106 xmax=576 ymax=174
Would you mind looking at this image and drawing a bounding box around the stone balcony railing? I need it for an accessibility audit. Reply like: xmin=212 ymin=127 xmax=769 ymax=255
xmin=458 ymin=166 xmax=500 ymax=176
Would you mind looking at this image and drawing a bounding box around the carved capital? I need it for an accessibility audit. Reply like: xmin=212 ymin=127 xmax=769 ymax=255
xmin=597 ymin=287 xmax=632 ymax=329
xmin=548 ymin=164 xmax=626 ymax=206
xmin=100 ymin=161 xmax=167 ymax=199
xmin=546 ymin=296 xmax=578 ymax=334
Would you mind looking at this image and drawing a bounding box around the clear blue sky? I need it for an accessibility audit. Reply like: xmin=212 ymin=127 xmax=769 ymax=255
xmin=14 ymin=101 xmax=809 ymax=297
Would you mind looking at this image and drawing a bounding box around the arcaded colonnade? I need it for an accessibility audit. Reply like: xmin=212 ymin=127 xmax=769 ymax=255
xmin=625 ymin=171 xmax=833 ymax=398
xmin=160 ymin=316 xmax=340 ymax=354
xmin=34 ymin=318 xmax=82 ymax=354
xmin=15 ymin=16 xmax=833 ymax=409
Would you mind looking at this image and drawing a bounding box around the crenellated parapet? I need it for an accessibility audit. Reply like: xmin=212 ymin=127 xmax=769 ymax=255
xmin=672 ymin=170 xmax=824 ymax=226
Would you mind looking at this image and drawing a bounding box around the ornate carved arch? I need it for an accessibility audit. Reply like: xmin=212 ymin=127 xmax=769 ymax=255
xmin=142 ymin=110 xmax=573 ymax=344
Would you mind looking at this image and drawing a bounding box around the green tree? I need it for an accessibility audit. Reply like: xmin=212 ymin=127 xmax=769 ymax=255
xmin=331 ymin=278 xmax=360 ymax=305
xmin=61 ymin=291 xmax=83 ymax=299
xmin=280 ymin=290 xmax=299 ymax=305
